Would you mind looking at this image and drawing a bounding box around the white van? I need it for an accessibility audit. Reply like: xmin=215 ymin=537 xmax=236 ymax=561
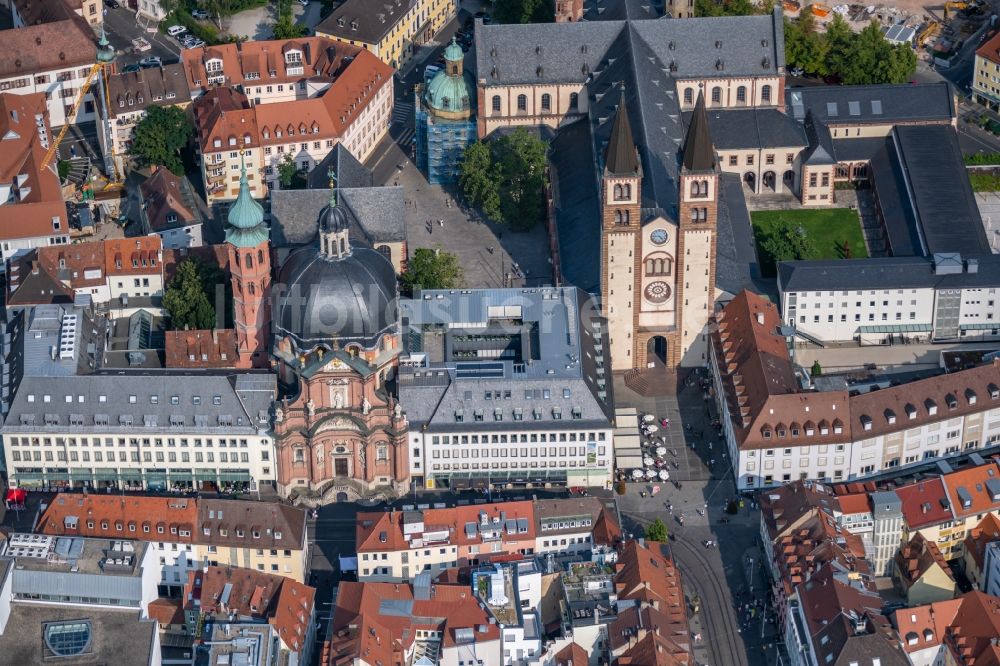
xmin=166 ymin=25 xmax=187 ymax=36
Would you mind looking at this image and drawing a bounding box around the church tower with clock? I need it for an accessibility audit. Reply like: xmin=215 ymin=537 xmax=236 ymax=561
xmin=601 ymin=90 xmax=718 ymax=374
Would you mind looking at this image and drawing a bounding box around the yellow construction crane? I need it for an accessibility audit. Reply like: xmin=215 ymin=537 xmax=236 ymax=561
xmin=40 ymin=28 xmax=115 ymax=171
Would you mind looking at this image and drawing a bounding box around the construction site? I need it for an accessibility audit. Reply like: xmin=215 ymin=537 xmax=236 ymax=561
xmin=783 ymin=0 xmax=996 ymax=62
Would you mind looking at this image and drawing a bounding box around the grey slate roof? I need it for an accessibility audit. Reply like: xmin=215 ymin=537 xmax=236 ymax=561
xmin=694 ymin=108 xmax=807 ymax=151
xmin=316 ymin=0 xmax=416 ymax=47
xmin=605 ymin=90 xmax=641 ymax=175
xmin=777 ymin=254 xmax=1000 ymax=293
xmin=890 ymin=124 xmax=989 ymax=257
xmin=398 ymin=287 xmax=613 ymax=430
xmin=3 ymin=372 xmax=275 ymax=434
xmin=474 ymin=10 xmax=784 ymax=87
xmin=786 ymin=82 xmax=955 ymax=125
xmin=550 ymin=119 xmax=602 ymax=293
xmin=715 ymin=173 xmax=763 ymax=297
xmin=681 ymin=93 xmax=715 ymax=171
xmin=269 ymin=186 xmax=405 ymax=247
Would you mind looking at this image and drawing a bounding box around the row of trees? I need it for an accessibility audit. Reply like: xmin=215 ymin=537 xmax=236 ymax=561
xmin=459 ymin=128 xmax=549 ymax=231
xmin=785 ymin=13 xmax=917 ymax=85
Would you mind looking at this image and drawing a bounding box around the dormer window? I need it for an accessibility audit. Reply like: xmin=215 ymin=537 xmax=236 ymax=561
xmin=206 ymin=59 xmax=223 ymax=73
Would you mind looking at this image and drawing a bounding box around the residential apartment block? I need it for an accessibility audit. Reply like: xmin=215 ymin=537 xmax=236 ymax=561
xmin=328 ymin=537 xmax=689 ymax=666
xmin=185 ymin=38 xmax=393 ymax=202
xmin=35 ymin=494 xmax=308 ymax=593
xmin=315 ymin=0 xmax=456 ymax=69
xmin=99 ymin=64 xmax=192 ymax=178
xmin=184 ymin=565 xmax=316 ymax=666
xmin=398 ymin=288 xmax=615 ymax=490
xmin=0 ymin=16 xmax=100 ymax=127
xmin=711 ymin=290 xmax=1000 ymax=491
xmin=0 ymin=93 xmax=69 ymax=263
xmin=974 ymin=30 xmax=1000 ymax=112
xmin=353 ymin=497 xmax=620 ymax=581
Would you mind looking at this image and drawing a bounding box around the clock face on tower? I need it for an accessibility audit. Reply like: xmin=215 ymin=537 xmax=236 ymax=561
xmin=644 ymin=281 xmax=671 ymax=303
xmin=650 ymin=229 xmax=668 ymax=246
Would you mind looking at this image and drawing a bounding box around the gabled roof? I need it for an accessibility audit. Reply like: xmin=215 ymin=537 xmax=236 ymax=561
xmin=893 ymin=532 xmax=954 ymax=589
xmin=164 ymin=329 xmax=237 ymax=369
xmin=0 ymin=17 xmax=95 ymax=78
xmin=894 ymin=597 xmax=962 ymax=655
xmin=940 ymin=461 xmax=1000 ymax=520
xmin=614 ymin=541 xmax=686 ymax=623
xmin=35 ymin=494 xmax=198 ymax=542
xmin=895 ymin=478 xmax=954 ymax=529
xmin=964 ymin=513 xmax=1000 ymax=570
xmin=943 ymin=591 xmax=1000 ymax=665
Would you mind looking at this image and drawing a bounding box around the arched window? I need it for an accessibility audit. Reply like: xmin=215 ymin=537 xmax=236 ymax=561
xmin=245 ymin=253 xmax=253 ymax=268
xmin=684 ymin=88 xmax=693 ymax=105
xmin=645 ymin=254 xmax=672 ymax=276
xmin=569 ymin=92 xmax=578 ymax=110
xmin=517 ymin=94 xmax=527 ymax=111
xmin=541 ymin=93 xmax=551 ymax=111
xmin=492 ymin=95 xmax=501 ymax=112
xmin=614 ymin=184 xmax=623 ymax=199
xmin=698 ymin=208 xmax=708 ymax=221
xmin=236 ymin=279 xmax=242 ymax=294
xmin=690 ymin=180 xmax=700 ymax=197
xmin=442 ymin=96 xmax=450 ymax=110
xmin=248 ymin=282 xmax=255 ymax=295
xmin=376 ymin=244 xmax=391 ymax=260
xmin=711 ymin=87 xmax=721 ymax=105
xmin=690 ymin=208 xmax=699 ymax=222
xmin=761 ymin=84 xmax=772 ymax=104
xmin=615 ymin=210 xmax=630 ymax=225
xmin=234 ymin=252 xmax=241 ymax=268
xmin=258 ymin=249 xmax=264 ymax=264
xmin=623 ymin=184 xmax=631 ymax=198
xmin=737 ymin=86 xmax=747 ymax=104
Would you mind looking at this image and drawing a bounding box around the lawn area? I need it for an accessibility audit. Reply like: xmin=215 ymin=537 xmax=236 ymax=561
xmin=751 ymin=208 xmax=867 ymax=277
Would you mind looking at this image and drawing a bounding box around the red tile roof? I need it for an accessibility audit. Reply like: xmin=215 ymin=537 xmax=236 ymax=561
xmin=977 ymin=31 xmax=1000 ymax=66
xmin=964 ymin=513 xmax=1000 ymax=571
xmin=895 ymin=478 xmax=953 ymax=529
xmin=837 ymin=492 xmax=871 ymax=516
xmin=893 ymin=533 xmax=954 ymax=590
xmin=944 ymin=591 xmax=1000 ymax=665
xmin=355 ymin=501 xmax=536 ymax=553
xmin=148 ymin=597 xmax=185 ymax=626
xmin=35 ymin=494 xmax=197 ymax=542
xmin=0 ymin=16 xmax=95 ymax=78
xmin=941 ymin=462 xmax=1000 ymax=520
xmin=165 ymin=329 xmax=238 ymax=369
xmin=614 ymin=541 xmax=687 ymax=629
xmin=894 ymin=597 xmax=962 ymax=655
xmin=554 ymin=642 xmax=590 ymax=666
xmin=103 ymin=236 xmax=163 ymax=276
xmin=714 ymin=291 xmax=1000 ymax=451
xmin=139 ymin=167 xmax=199 ymax=232
xmin=192 ymin=566 xmax=315 ymax=654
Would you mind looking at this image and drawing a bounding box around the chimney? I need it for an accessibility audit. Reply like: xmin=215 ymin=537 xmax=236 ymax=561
xmin=755 ymin=312 xmax=765 ymax=325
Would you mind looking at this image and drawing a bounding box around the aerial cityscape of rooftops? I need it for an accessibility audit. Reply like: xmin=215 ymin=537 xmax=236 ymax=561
xmin=7 ymin=0 xmax=1000 ymax=662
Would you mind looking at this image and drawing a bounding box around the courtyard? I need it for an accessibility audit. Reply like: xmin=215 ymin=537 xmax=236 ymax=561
xmin=751 ymin=207 xmax=868 ymax=275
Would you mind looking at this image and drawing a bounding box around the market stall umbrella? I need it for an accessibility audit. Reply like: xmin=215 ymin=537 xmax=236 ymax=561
xmin=631 ymin=469 xmax=644 ymax=479
xmin=659 ymin=470 xmax=671 ymax=481
xmin=645 ymin=469 xmax=658 ymax=479
xmin=643 ymin=457 xmax=654 ymax=466
xmin=644 ymin=425 xmax=658 ymax=433
xmin=656 ymin=447 xmax=667 ymax=456
xmin=642 ymin=414 xmax=655 ymax=423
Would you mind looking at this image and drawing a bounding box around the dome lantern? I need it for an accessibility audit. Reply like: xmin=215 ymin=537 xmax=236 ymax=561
xmin=319 ymin=167 xmax=351 ymax=259
xmin=225 ymin=153 xmax=269 ymax=248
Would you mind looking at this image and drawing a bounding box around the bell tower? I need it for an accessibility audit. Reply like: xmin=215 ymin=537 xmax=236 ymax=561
xmin=600 ymin=89 xmax=642 ymax=373
xmin=225 ymin=155 xmax=272 ymax=369
xmin=675 ymin=92 xmax=718 ymax=366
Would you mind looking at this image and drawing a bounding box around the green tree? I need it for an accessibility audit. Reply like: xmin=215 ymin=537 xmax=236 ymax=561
xmin=459 ymin=141 xmax=502 ymax=221
xmin=163 ymin=258 xmax=219 ymax=330
xmin=400 ymin=248 xmax=464 ymax=293
xmin=272 ymin=0 xmax=305 ymax=38
xmin=131 ymin=106 xmax=193 ymax=175
xmin=811 ymin=360 xmax=823 ymax=377
xmin=760 ymin=220 xmax=816 ymax=266
xmin=277 ymin=154 xmax=300 ymax=189
xmin=493 ymin=0 xmax=554 ymax=23
xmin=695 ymin=0 xmax=767 ymax=16
xmin=494 ymin=128 xmax=548 ymax=230
xmin=784 ymin=13 xmax=827 ymax=75
xmin=645 ymin=517 xmax=669 ymax=542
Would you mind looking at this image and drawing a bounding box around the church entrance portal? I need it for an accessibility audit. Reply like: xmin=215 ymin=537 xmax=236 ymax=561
xmin=763 ymin=171 xmax=776 ymax=191
xmin=743 ymin=172 xmax=756 ymax=191
xmin=334 ymin=458 xmax=349 ymax=477
xmin=647 ymin=336 xmax=668 ymax=367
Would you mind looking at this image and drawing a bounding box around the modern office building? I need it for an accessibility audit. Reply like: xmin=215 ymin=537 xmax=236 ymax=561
xmin=398 ymin=288 xmax=615 ymax=490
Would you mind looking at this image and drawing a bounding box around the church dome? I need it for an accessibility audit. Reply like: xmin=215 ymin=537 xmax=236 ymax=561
xmin=274 ymin=246 xmax=398 ymax=352
xmin=321 ymin=198 xmax=349 ymax=233
xmin=425 ymin=39 xmax=473 ymax=116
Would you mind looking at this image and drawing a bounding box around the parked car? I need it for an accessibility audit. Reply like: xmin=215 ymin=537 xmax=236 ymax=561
xmin=166 ymin=25 xmax=187 ymax=36
xmin=131 ymin=37 xmax=152 ymax=52
xmin=105 ymin=0 xmax=120 ymax=8
xmin=187 ymin=38 xmax=205 ymax=48
xmin=191 ymin=9 xmax=209 ymax=18
xmin=789 ymin=67 xmax=805 ymax=77
xmin=122 ymin=63 xmax=142 ymax=73
xmin=139 ymin=56 xmax=162 ymax=68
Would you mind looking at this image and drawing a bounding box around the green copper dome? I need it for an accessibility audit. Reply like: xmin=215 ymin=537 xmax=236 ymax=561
xmin=443 ymin=38 xmax=463 ymax=63
xmin=225 ymin=159 xmax=269 ymax=248
xmin=96 ymin=27 xmax=115 ymax=64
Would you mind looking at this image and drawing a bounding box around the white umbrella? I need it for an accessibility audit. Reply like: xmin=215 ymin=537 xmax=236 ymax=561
xmin=645 ymin=425 xmax=659 ymax=433
xmin=631 ymin=469 xmax=644 ymax=479
xmin=658 ymin=469 xmax=671 ymax=481
xmin=645 ymin=469 xmax=658 ymax=479
xmin=643 ymin=457 xmax=654 ymax=466
xmin=642 ymin=414 xmax=655 ymax=423
xmin=656 ymin=447 xmax=667 ymax=456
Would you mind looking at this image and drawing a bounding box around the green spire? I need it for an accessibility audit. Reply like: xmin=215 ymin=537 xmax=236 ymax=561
xmin=225 ymin=153 xmax=268 ymax=248
xmin=96 ymin=25 xmax=115 ymax=64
